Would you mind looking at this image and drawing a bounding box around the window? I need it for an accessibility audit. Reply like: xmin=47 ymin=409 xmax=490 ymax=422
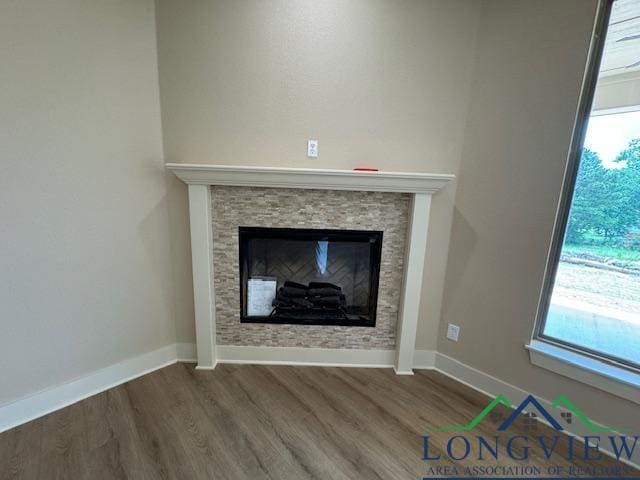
xmin=535 ymin=0 xmax=640 ymax=372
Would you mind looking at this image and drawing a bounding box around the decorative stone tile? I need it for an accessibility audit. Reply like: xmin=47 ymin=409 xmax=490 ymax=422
xmin=211 ymin=186 xmax=409 ymax=350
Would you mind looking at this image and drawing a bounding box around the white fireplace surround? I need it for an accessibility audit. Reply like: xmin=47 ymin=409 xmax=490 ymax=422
xmin=167 ymin=163 xmax=454 ymax=374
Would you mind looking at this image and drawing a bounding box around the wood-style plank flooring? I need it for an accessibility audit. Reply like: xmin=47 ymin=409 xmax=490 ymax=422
xmin=0 ymin=363 xmax=637 ymax=479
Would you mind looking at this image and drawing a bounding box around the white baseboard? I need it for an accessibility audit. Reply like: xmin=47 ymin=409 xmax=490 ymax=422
xmin=413 ymin=349 xmax=437 ymax=369
xmin=217 ymin=346 xmax=439 ymax=370
xmin=216 ymin=345 xmax=396 ymax=368
xmin=2 ymin=342 xmax=636 ymax=469
xmin=0 ymin=344 xmax=180 ymax=434
xmin=0 ymin=343 xmax=401 ymax=433
xmin=433 ymin=352 xmax=524 ymax=400
xmin=393 ymin=368 xmax=415 ymax=375
xmin=176 ymin=342 xmax=197 ymax=362
xmin=428 ymin=352 xmax=640 ymax=469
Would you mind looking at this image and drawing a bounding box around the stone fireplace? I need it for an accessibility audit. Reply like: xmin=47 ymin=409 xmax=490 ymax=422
xmin=212 ymin=186 xmax=408 ymax=349
xmin=168 ymin=164 xmax=453 ymax=374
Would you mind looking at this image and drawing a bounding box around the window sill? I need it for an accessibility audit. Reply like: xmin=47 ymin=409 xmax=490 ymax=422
xmin=526 ymin=340 xmax=640 ymax=405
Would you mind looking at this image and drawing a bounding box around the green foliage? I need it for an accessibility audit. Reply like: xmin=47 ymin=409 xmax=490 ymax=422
xmin=565 ymin=141 xmax=640 ymax=251
xmin=565 ymin=149 xmax=608 ymax=243
xmin=617 ymin=139 xmax=640 ymax=219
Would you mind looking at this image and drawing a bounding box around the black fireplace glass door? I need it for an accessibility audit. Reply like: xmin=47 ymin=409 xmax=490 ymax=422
xmin=239 ymin=227 xmax=383 ymax=327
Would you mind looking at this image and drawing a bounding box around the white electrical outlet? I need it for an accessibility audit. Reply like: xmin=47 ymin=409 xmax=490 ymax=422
xmin=446 ymin=323 xmax=460 ymax=342
xmin=307 ymin=139 xmax=318 ymax=158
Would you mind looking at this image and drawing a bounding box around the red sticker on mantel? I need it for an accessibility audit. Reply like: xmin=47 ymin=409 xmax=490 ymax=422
xmin=353 ymin=166 xmax=379 ymax=172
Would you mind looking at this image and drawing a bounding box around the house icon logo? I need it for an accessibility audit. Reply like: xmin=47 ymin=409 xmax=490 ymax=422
xmin=434 ymin=393 xmax=621 ymax=433
xmin=422 ymin=394 xmax=637 ymax=469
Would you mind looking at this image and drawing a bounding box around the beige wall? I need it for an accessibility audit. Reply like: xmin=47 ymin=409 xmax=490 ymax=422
xmin=154 ymin=0 xmax=482 ymax=348
xmin=4 ymin=0 xmax=635 ymax=431
xmin=439 ymin=0 xmax=640 ymax=431
xmin=0 ymin=0 xmax=175 ymax=404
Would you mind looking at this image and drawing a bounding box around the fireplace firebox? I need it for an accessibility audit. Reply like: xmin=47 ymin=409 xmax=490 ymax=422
xmin=239 ymin=227 xmax=383 ymax=327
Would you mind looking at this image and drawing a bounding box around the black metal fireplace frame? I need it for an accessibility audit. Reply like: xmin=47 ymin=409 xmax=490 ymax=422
xmin=238 ymin=226 xmax=383 ymax=327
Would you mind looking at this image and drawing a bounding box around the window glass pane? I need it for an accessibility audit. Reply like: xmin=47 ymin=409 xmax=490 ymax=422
xmin=542 ymin=0 xmax=640 ymax=368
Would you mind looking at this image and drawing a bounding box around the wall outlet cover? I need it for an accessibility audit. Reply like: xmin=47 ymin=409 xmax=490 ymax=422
xmin=446 ymin=323 xmax=460 ymax=342
xmin=307 ymin=139 xmax=318 ymax=158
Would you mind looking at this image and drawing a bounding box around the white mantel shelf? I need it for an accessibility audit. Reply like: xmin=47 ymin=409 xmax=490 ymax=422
xmin=168 ymin=162 xmax=454 ymax=374
xmin=166 ymin=163 xmax=454 ymax=194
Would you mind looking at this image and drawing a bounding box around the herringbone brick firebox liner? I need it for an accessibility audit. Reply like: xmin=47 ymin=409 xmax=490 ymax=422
xmin=211 ymin=186 xmax=410 ymax=349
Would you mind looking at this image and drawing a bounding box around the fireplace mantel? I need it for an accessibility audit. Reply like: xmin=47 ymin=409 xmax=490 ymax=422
xmin=167 ymin=163 xmax=454 ymax=374
xmin=166 ymin=163 xmax=453 ymax=193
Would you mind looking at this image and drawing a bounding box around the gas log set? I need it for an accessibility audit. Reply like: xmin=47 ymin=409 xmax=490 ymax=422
xmin=272 ymin=281 xmax=346 ymax=308
xmin=269 ymin=281 xmax=362 ymax=323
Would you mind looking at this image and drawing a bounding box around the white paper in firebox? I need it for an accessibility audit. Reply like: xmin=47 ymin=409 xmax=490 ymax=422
xmin=247 ymin=278 xmax=277 ymax=316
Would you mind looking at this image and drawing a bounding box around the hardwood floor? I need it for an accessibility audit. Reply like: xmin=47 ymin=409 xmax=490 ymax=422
xmin=0 ymin=363 xmax=637 ymax=479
